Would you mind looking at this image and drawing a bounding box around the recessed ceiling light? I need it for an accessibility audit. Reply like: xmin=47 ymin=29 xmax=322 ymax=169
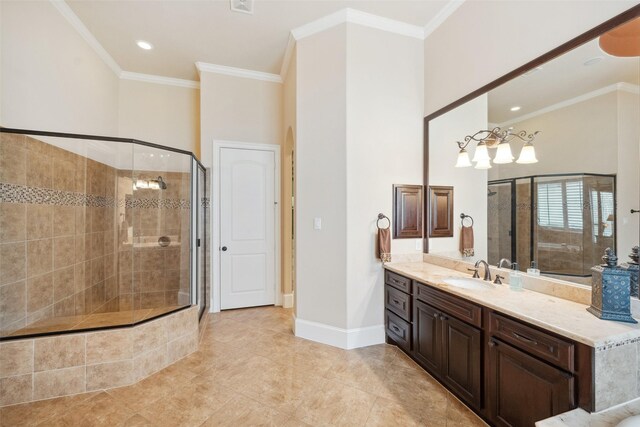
xmin=583 ymin=56 xmax=603 ymax=66
xmin=136 ymin=40 xmax=153 ymax=50
xmin=510 ymin=106 xmax=521 ymax=112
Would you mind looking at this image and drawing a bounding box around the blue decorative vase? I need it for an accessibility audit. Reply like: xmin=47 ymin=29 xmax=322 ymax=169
xmin=587 ymin=248 xmax=637 ymax=324
xmin=620 ymin=246 xmax=639 ymax=299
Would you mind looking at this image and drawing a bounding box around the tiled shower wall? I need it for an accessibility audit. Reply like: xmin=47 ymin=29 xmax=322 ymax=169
xmin=0 ymin=133 xmax=119 ymax=336
xmin=117 ymin=171 xmax=191 ymax=310
xmin=1 ymin=133 xmax=193 ymax=337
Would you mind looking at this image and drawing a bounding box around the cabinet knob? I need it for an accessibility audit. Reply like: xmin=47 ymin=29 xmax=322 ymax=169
xmin=440 ymin=315 xmax=448 ymax=321
xmin=433 ymin=312 xmax=439 ymax=318
xmin=488 ymin=339 xmax=498 ymax=348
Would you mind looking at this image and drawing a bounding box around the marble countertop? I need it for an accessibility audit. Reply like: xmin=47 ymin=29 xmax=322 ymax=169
xmin=385 ymin=261 xmax=640 ymax=348
xmin=536 ymin=399 xmax=640 ymax=426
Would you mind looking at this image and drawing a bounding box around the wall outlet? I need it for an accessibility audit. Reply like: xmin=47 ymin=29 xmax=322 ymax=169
xmin=313 ymin=217 xmax=322 ymax=230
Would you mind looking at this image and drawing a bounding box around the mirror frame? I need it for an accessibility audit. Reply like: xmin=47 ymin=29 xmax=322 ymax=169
xmin=422 ymin=4 xmax=640 ymax=254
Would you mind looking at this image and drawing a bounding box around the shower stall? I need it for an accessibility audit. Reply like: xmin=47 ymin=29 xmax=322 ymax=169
xmin=0 ymin=128 xmax=208 ymax=340
xmin=488 ymin=173 xmax=616 ymax=279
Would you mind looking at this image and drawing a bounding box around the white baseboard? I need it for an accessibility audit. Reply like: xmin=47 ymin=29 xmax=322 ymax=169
xmin=283 ymin=293 xmax=294 ymax=308
xmin=293 ymin=317 xmax=385 ymax=350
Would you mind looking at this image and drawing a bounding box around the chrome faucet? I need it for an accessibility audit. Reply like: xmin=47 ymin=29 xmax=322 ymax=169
xmin=474 ymin=260 xmax=492 ymax=282
xmin=498 ymin=258 xmax=512 ymax=269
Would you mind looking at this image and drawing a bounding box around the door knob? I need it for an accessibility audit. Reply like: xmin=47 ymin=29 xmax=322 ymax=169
xmin=221 ymin=246 xmax=228 ymax=251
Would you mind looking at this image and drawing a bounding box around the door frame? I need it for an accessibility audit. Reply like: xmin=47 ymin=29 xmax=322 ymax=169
xmin=211 ymin=140 xmax=281 ymax=313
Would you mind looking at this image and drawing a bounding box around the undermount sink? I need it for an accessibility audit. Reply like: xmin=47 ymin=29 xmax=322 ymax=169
xmin=442 ymin=277 xmax=495 ymax=290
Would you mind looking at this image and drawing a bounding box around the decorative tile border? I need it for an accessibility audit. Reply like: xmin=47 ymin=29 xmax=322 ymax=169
xmin=0 ymin=182 xmax=113 ymax=207
xmin=0 ymin=183 xmax=189 ymax=209
xmin=125 ymin=198 xmax=190 ymax=210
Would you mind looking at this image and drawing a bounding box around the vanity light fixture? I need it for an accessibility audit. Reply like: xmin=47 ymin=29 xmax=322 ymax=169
xmin=454 ymin=127 xmax=540 ymax=169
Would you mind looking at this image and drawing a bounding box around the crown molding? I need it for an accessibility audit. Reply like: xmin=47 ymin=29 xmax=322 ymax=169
xmin=280 ymin=34 xmax=296 ymax=81
xmin=496 ymin=82 xmax=640 ymax=127
xmin=345 ymin=8 xmax=425 ymax=39
xmin=290 ymin=7 xmax=425 ymax=41
xmin=290 ymin=9 xmax=347 ymax=40
xmin=49 ymin=0 xmax=122 ymax=76
xmin=424 ymin=0 xmax=465 ymax=39
xmin=196 ymin=62 xmax=283 ymax=83
xmin=119 ymin=71 xmax=200 ymax=89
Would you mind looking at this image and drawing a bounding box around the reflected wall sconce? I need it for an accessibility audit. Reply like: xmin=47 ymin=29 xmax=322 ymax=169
xmin=455 ymin=127 xmax=540 ymax=169
xmin=133 ymin=176 xmax=167 ymax=191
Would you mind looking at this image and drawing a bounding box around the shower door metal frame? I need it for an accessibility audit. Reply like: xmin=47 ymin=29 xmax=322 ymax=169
xmin=487 ymin=179 xmax=517 ymax=263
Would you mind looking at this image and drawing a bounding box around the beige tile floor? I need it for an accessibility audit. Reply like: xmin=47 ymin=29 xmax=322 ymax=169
xmin=0 ymin=306 xmax=488 ymax=427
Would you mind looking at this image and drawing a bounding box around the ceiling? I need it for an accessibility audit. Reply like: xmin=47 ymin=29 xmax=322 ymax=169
xmin=489 ymin=38 xmax=640 ymax=125
xmin=66 ymin=0 xmax=451 ymax=81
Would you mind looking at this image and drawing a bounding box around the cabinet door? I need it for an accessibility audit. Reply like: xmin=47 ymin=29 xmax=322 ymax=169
xmin=488 ymin=338 xmax=575 ymax=427
xmin=413 ymin=299 xmax=441 ymax=374
xmin=442 ymin=315 xmax=482 ymax=409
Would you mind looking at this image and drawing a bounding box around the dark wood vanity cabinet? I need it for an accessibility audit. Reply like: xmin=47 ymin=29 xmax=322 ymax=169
xmin=413 ymin=298 xmax=482 ymax=409
xmin=487 ymin=338 xmax=574 ymax=427
xmin=384 ymin=269 xmax=592 ymax=427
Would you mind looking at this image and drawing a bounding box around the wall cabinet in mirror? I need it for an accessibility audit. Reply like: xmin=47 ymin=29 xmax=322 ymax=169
xmin=393 ymin=184 xmax=424 ymax=239
xmin=429 ymin=186 xmax=454 ymax=238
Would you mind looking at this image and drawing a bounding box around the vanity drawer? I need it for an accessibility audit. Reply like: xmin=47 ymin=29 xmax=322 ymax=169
xmin=414 ymin=282 xmax=482 ymax=328
xmin=490 ymin=312 xmax=574 ymax=372
xmin=385 ymin=270 xmax=412 ymax=293
xmin=385 ymin=285 xmax=411 ymax=321
xmin=386 ymin=310 xmax=411 ymax=352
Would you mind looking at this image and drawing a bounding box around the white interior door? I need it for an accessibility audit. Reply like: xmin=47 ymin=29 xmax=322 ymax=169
xmin=220 ymin=147 xmax=276 ymax=309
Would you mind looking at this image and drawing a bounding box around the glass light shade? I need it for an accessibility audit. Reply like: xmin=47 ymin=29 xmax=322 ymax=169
xmin=472 ymin=142 xmax=490 ymax=162
xmin=493 ymin=142 xmax=514 ymax=164
xmin=455 ymin=149 xmax=472 ymax=167
xmin=516 ymin=143 xmax=538 ymax=164
xmin=474 ymin=158 xmax=492 ymax=169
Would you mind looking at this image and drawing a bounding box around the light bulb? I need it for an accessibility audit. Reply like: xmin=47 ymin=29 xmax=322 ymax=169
xmin=135 ymin=179 xmax=149 ymax=189
xmin=475 ymin=158 xmax=492 ymax=169
xmin=494 ymin=141 xmax=514 ymax=164
xmin=472 ymin=142 xmax=490 ymax=162
xmin=455 ymin=149 xmax=472 ymax=168
xmin=516 ymin=143 xmax=538 ymax=164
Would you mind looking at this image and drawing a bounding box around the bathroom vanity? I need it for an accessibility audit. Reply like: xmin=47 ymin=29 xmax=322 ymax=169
xmin=384 ymin=261 xmax=640 ymax=426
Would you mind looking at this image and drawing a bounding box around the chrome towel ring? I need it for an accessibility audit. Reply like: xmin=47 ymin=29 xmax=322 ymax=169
xmin=377 ymin=213 xmax=391 ymax=230
xmin=460 ymin=213 xmax=474 ymax=227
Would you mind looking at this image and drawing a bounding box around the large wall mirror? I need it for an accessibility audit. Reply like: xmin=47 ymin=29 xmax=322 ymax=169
xmin=425 ymin=6 xmax=639 ymax=288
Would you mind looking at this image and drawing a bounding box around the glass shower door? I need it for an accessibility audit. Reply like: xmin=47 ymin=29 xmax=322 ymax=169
xmin=487 ymin=181 xmax=514 ymax=266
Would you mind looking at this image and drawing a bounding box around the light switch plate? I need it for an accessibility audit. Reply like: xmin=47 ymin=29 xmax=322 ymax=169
xmin=314 ymin=217 xmax=322 ymax=230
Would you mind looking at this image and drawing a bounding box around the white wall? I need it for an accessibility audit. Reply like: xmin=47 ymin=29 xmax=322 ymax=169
xmin=0 ymin=0 xmax=119 ymax=135
xmin=345 ymin=24 xmax=424 ymax=330
xmin=118 ymin=79 xmax=200 ymax=156
xmin=295 ymin=23 xmax=424 ymax=344
xmin=199 ymin=72 xmax=283 ymax=167
xmin=428 ymin=94 xmax=488 ymax=261
xmin=617 ymin=90 xmax=640 ymax=258
xmin=296 ymin=25 xmax=348 ymax=330
xmin=423 ymin=1 xmax=637 ymax=116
